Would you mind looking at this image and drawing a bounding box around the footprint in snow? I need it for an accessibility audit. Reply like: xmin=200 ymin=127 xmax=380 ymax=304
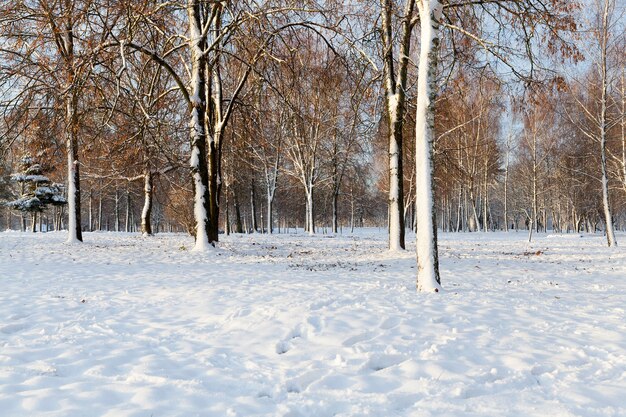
xmin=379 ymin=316 xmax=402 ymax=330
xmin=342 ymin=331 xmax=377 ymax=347
xmin=285 ymin=369 xmax=328 ymax=393
xmin=276 ymin=317 xmax=323 ymax=354
xmin=276 ymin=340 xmax=292 ymax=355
xmin=362 ymin=353 xmax=407 ymax=372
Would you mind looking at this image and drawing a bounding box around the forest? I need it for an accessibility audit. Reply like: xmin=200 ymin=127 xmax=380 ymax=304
xmin=0 ymin=0 xmax=624 ymax=290
xmin=1 ymin=2 xmax=626 ymax=416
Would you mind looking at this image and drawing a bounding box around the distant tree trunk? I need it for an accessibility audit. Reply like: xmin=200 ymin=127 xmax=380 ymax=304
xmin=599 ymin=0 xmax=617 ymax=247
xmin=125 ymin=190 xmax=131 ymax=233
xmin=620 ymin=73 xmax=626 ymax=192
xmin=332 ymin=189 xmax=339 ymax=234
xmin=31 ymin=212 xmax=37 ymax=233
xmin=483 ymin=157 xmax=489 ymax=232
xmin=141 ymin=171 xmax=153 ymax=235
xmin=224 ymin=185 xmax=231 ymax=235
xmin=114 ymin=189 xmax=120 ymax=232
xmin=250 ymin=181 xmax=258 ymax=232
xmin=267 ymin=191 xmax=274 ymax=234
xmin=504 ymin=141 xmax=510 ymax=232
xmin=88 ymin=189 xmax=93 ymax=232
xmin=234 ymin=193 xmax=243 ymax=233
xmin=260 ymin=204 xmax=265 ymax=234
xmin=98 ymin=191 xmax=103 ymax=231
xmin=306 ymin=186 xmax=315 ymax=235
xmin=455 ymin=185 xmax=462 ymax=232
xmin=469 ymin=187 xmax=480 ymax=232
xmin=207 ymin=132 xmax=221 ymax=243
xmin=350 ymin=186 xmax=355 ymax=233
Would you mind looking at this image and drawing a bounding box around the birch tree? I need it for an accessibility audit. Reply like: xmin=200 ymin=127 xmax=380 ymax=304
xmin=413 ymin=0 xmax=579 ymax=291
xmin=380 ymin=0 xmax=418 ymax=250
xmin=565 ymin=0 xmax=622 ymax=246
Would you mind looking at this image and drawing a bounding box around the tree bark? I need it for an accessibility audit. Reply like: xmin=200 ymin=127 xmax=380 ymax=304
xmin=599 ymin=0 xmax=617 ymax=247
xmin=65 ymin=78 xmax=82 ymax=242
xmin=415 ymin=0 xmax=443 ymax=292
xmin=381 ymin=0 xmax=415 ymax=251
xmin=115 ymin=189 xmax=120 ymax=232
xmin=250 ymin=181 xmax=258 ymax=232
xmin=125 ymin=189 xmax=131 ymax=232
xmin=188 ymin=0 xmax=212 ymax=250
xmin=141 ymin=171 xmax=153 ymax=235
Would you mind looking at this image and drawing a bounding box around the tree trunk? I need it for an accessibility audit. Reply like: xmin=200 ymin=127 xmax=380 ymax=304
xmin=332 ymin=190 xmax=339 ymax=234
xmin=141 ymin=171 xmax=153 ymax=235
xmin=483 ymin=157 xmax=489 ymax=232
xmin=207 ymin=134 xmax=220 ymax=243
xmin=504 ymin=144 xmax=510 ymax=232
xmin=620 ymin=69 xmax=626 ymax=192
xmin=234 ymin=193 xmax=243 ymax=233
xmin=415 ymin=0 xmax=442 ymax=292
xmin=469 ymin=187 xmax=480 ymax=232
xmin=599 ymin=0 xmax=617 ymax=247
xmin=98 ymin=191 xmax=103 ymax=231
xmin=306 ymin=187 xmax=315 ymax=235
xmin=350 ymin=187 xmax=355 ymax=233
xmin=115 ymin=189 xmax=120 ymax=232
xmin=65 ymin=86 xmax=83 ymax=242
xmin=224 ymin=185 xmax=230 ymax=235
xmin=125 ymin=189 xmax=131 ymax=232
xmin=88 ymin=189 xmax=93 ymax=232
xmin=381 ymin=0 xmax=415 ymax=251
xmin=267 ymin=191 xmax=274 ymax=234
xmin=188 ymin=1 xmax=212 ymax=250
xmin=250 ymin=181 xmax=257 ymax=232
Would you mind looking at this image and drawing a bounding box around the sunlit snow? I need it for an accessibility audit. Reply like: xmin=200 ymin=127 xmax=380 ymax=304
xmin=1 ymin=229 xmax=624 ymax=416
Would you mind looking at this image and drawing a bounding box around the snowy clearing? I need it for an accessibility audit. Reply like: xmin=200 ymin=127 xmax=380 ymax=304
xmin=1 ymin=230 xmax=625 ymax=417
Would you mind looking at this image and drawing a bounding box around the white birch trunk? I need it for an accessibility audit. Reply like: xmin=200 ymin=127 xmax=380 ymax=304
xmin=66 ymin=92 xmax=82 ymax=243
xmin=599 ymin=0 xmax=617 ymax=247
xmin=306 ymin=186 xmax=315 ymax=236
xmin=388 ymin=125 xmax=403 ymax=250
xmin=267 ymin=190 xmax=274 ymax=234
xmin=141 ymin=171 xmax=153 ymax=236
xmin=98 ymin=192 xmax=103 ymax=231
xmin=125 ymin=190 xmax=131 ymax=233
xmin=415 ymin=0 xmax=442 ymax=292
xmin=114 ymin=189 xmax=120 ymax=232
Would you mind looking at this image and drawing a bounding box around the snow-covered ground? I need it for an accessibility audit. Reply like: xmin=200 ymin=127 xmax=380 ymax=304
xmin=1 ymin=229 xmax=625 ymax=417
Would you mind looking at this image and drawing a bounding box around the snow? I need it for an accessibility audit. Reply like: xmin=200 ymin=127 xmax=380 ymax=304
xmin=1 ymin=229 xmax=625 ymax=417
xmin=189 ymin=144 xmax=210 ymax=252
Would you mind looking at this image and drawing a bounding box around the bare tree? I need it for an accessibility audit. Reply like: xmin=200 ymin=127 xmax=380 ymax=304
xmin=0 ymin=0 xmax=120 ymax=242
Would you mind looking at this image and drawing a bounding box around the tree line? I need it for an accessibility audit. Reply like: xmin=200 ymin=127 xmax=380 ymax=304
xmin=0 ymin=0 xmax=623 ymax=290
